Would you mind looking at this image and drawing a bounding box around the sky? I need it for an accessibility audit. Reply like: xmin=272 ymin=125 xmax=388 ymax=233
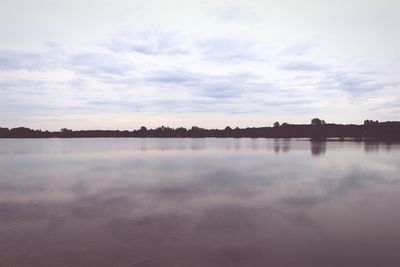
xmin=0 ymin=0 xmax=399 ymax=130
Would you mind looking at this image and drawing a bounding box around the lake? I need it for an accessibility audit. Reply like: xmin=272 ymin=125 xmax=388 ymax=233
xmin=0 ymin=138 xmax=399 ymax=267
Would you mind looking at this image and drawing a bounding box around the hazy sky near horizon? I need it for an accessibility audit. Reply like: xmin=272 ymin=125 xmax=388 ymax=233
xmin=1 ymin=0 xmax=399 ymax=130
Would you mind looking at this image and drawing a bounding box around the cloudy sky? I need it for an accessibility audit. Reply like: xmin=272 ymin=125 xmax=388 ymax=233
xmin=1 ymin=0 xmax=399 ymax=130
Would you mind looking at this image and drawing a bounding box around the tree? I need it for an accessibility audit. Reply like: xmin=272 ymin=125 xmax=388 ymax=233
xmin=364 ymin=120 xmax=379 ymax=125
xmin=311 ymin=118 xmax=325 ymax=126
xmin=175 ymin=127 xmax=187 ymax=137
xmin=273 ymin=122 xmax=280 ymax=128
xmin=191 ymin=126 xmax=202 ymax=131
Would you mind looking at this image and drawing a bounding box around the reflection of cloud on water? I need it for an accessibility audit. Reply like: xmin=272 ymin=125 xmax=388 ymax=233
xmin=0 ymin=202 xmax=48 ymax=222
xmin=1 ymin=151 xmax=399 ymax=226
xmin=280 ymin=195 xmax=327 ymax=208
xmin=1 ymin=139 xmax=400 ymax=266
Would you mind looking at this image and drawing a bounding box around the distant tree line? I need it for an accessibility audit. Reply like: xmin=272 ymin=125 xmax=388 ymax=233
xmin=1 ymin=119 xmax=399 ymax=140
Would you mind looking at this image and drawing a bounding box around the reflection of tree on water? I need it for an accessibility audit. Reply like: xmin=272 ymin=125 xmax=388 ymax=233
xmin=282 ymin=139 xmax=291 ymax=153
xmin=364 ymin=141 xmax=395 ymax=153
xmin=310 ymin=139 xmax=326 ymax=156
xmin=190 ymin=139 xmax=205 ymax=150
xmin=274 ymin=139 xmax=280 ymax=154
xmin=364 ymin=141 xmax=380 ymax=153
xmin=273 ymin=139 xmax=291 ymax=154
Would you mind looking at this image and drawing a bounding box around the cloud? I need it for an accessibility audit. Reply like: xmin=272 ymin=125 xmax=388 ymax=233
xmin=332 ymin=72 xmax=388 ymax=95
xmin=195 ymin=73 xmax=261 ymax=99
xmin=147 ymin=70 xmax=202 ymax=84
xmin=146 ymin=70 xmax=268 ymax=101
xmin=89 ymin=100 xmax=144 ymax=112
xmin=280 ymin=61 xmax=324 ymax=72
xmin=107 ymin=30 xmax=189 ymax=55
xmin=0 ymin=50 xmax=53 ymax=71
xmin=105 ymin=30 xmax=265 ymax=65
xmin=0 ymin=48 xmax=138 ymax=83
xmin=67 ymin=51 xmax=136 ymax=77
xmin=281 ymin=43 xmax=313 ymax=56
xmin=0 ymin=79 xmax=48 ymax=94
xmin=197 ymin=37 xmax=261 ymax=62
xmin=207 ymin=5 xmax=257 ymax=23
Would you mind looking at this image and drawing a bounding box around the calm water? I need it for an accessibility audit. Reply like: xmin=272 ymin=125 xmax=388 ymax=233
xmin=1 ymin=138 xmax=400 ymax=267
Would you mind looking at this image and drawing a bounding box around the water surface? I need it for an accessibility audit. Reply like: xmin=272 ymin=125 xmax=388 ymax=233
xmin=1 ymin=138 xmax=400 ymax=266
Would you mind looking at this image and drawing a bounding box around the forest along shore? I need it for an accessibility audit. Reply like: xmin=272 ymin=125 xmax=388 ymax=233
xmin=1 ymin=120 xmax=400 ymax=139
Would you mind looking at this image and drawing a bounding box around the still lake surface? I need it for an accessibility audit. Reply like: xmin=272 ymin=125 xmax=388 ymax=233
xmin=0 ymin=138 xmax=400 ymax=267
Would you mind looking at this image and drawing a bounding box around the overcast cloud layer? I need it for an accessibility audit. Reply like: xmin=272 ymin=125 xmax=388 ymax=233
xmin=1 ymin=0 xmax=399 ymax=130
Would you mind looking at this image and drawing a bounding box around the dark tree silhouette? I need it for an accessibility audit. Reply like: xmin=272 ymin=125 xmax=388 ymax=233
xmin=364 ymin=120 xmax=379 ymax=125
xmin=1 ymin=119 xmax=399 ymax=140
xmin=311 ymin=118 xmax=326 ymax=126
